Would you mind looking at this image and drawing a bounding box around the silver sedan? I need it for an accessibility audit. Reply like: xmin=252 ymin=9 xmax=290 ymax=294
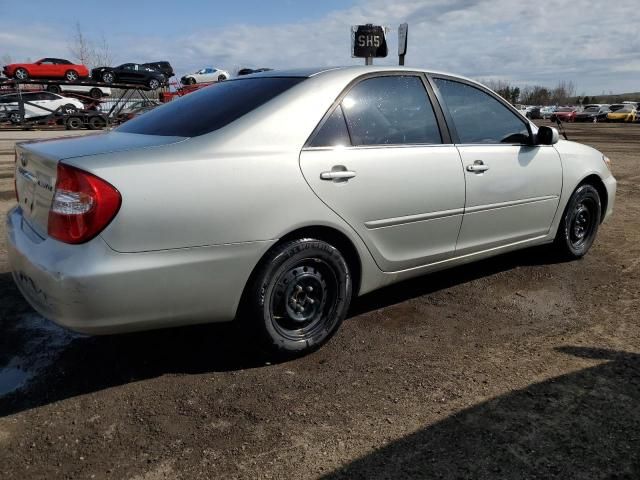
xmin=7 ymin=66 xmax=616 ymax=356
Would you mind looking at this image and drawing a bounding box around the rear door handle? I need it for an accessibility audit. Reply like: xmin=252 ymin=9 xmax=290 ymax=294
xmin=320 ymin=166 xmax=356 ymax=182
xmin=466 ymin=160 xmax=489 ymax=173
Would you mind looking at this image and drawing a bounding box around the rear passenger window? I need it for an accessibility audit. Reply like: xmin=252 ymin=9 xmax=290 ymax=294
xmin=434 ymin=78 xmax=530 ymax=144
xmin=340 ymin=76 xmax=442 ymax=146
xmin=309 ymin=106 xmax=351 ymax=147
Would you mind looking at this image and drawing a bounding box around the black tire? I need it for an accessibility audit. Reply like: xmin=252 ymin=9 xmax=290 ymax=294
xmin=62 ymin=104 xmax=77 ymax=114
xmin=65 ymin=116 xmax=83 ymax=130
xmin=102 ymin=71 xmax=115 ymax=83
xmin=9 ymin=111 xmax=22 ymax=124
xmin=47 ymin=85 xmax=61 ymax=94
xmin=187 ymin=77 xmax=196 ymax=85
xmin=554 ymin=184 xmax=601 ymax=259
xmin=243 ymin=238 xmax=352 ymax=357
xmin=89 ymin=88 xmax=102 ymax=99
xmin=88 ymin=116 xmax=107 ymax=130
xmin=14 ymin=68 xmax=29 ymax=80
xmin=218 ymin=74 xmax=227 ymax=82
xmin=65 ymin=70 xmax=79 ymax=82
xmin=148 ymin=78 xmax=160 ymax=90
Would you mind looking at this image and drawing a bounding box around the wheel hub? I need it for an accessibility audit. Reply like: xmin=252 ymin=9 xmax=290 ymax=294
xmin=571 ymin=202 xmax=592 ymax=245
xmin=283 ymin=273 xmax=325 ymax=323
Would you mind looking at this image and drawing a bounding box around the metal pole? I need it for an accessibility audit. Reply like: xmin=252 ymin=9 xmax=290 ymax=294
xmin=399 ymin=54 xmax=405 ymax=66
xmin=365 ymin=57 xmax=372 ymax=66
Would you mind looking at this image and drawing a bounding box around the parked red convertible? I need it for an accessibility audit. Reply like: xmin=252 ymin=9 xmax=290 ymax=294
xmin=550 ymin=107 xmax=577 ymax=122
xmin=2 ymin=58 xmax=89 ymax=81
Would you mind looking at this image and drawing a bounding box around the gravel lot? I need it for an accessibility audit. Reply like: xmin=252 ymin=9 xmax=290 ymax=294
xmin=0 ymin=123 xmax=638 ymax=479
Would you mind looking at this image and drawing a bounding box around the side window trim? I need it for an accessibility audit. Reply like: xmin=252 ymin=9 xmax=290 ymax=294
xmin=304 ymin=72 xmax=451 ymax=149
xmin=428 ymin=74 xmax=534 ymax=146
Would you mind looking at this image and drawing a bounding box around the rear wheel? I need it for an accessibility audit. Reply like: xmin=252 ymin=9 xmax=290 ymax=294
xmin=554 ymin=184 xmax=601 ymax=258
xmin=14 ymin=68 xmax=29 ymax=80
xmin=218 ymin=74 xmax=227 ymax=82
xmin=148 ymin=78 xmax=160 ymax=90
xmin=47 ymin=85 xmax=61 ymax=94
xmin=88 ymin=115 xmax=107 ymax=130
xmin=102 ymin=71 xmax=115 ymax=83
xmin=65 ymin=116 xmax=83 ymax=130
xmin=65 ymin=70 xmax=79 ymax=82
xmin=243 ymin=238 xmax=352 ymax=357
xmin=89 ymin=88 xmax=103 ymax=99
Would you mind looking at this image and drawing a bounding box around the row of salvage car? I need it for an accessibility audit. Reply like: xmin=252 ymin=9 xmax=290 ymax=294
xmin=521 ymin=103 xmax=638 ymax=123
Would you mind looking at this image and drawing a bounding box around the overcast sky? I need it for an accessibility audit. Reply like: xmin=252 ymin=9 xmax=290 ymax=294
xmin=1 ymin=0 xmax=639 ymax=94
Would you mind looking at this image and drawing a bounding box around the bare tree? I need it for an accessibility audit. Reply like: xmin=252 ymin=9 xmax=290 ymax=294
xmin=1 ymin=53 xmax=12 ymax=66
xmin=68 ymin=22 xmax=113 ymax=68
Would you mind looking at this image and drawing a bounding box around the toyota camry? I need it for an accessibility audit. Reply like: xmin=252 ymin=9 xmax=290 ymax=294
xmin=8 ymin=66 xmax=616 ymax=356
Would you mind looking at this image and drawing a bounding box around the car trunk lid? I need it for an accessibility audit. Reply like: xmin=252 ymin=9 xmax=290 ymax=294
xmin=14 ymin=132 xmax=186 ymax=238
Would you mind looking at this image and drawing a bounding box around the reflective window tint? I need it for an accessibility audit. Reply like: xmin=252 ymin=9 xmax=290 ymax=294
xmin=118 ymin=77 xmax=304 ymax=137
xmin=341 ymin=76 xmax=441 ymax=146
xmin=309 ymin=105 xmax=351 ymax=147
xmin=434 ymin=78 xmax=530 ymax=144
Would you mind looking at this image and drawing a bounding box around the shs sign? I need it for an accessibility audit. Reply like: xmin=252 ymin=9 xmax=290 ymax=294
xmin=351 ymin=24 xmax=388 ymax=58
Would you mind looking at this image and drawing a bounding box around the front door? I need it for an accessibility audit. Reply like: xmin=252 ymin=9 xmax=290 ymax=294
xmin=300 ymin=74 xmax=466 ymax=272
xmin=432 ymin=77 xmax=562 ymax=255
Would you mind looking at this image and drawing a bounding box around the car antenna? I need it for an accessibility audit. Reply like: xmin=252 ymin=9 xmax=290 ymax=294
xmin=555 ymin=117 xmax=568 ymax=140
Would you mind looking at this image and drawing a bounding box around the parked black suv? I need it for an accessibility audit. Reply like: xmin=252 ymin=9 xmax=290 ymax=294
xmin=142 ymin=61 xmax=174 ymax=79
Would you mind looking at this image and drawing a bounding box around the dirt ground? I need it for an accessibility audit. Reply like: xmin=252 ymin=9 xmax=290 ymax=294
xmin=0 ymin=123 xmax=638 ymax=479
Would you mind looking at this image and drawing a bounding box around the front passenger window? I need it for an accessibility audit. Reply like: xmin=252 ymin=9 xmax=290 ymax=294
xmin=434 ymin=78 xmax=530 ymax=144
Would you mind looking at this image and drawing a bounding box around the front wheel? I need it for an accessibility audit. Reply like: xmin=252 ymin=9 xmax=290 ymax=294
xmin=243 ymin=238 xmax=352 ymax=357
xmin=148 ymin=78 xmax=160 ymax=90
xmin=554 ymin=184 xmax=601 ymax=258
xmin=102 ymin=71 xmax=115 ymax=83
xmin=14 ymin=68 xmax=29 ymax=80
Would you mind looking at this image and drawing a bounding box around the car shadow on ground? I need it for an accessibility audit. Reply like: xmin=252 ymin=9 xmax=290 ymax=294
xmin=0 ymin=245 xmax=570 ymax=417
xmin=322 ymin=346 xmax=640 ymax=479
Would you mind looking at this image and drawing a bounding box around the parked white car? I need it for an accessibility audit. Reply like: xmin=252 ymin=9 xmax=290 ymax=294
xmin=46 ymin=84 xmax=111 ymax=99
xmin=0 ymin=91 xmax=84 ymax=122
xmin=180 ymin=67 xmax=230 ymax=85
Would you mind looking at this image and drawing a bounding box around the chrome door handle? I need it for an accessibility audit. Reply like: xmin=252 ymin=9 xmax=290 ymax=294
xmin=320 ymin=167 xmax=356 ymax=182
xmin=466 ymin=160 xmax=489 ymax=173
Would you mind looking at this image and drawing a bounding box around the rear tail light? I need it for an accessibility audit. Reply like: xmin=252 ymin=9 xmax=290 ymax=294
xmin=48 ymin=164 xmax=121 ymax=244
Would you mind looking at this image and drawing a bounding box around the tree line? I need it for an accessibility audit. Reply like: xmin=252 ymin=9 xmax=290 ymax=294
xmin=482 ymin=79 xmax=578 ymax=106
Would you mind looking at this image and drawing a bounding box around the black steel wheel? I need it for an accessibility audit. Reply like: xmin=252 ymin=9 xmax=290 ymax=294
xmin=102 ymin=71 xmax=115 ymax=83
xmin=555 ymin=184 xmax=601 ymax=258
xmin=244 ymin=238 xmax=352 ymax=356
xmin=46 ymin=85 xmax=61 ymax=94
xmin=89 ymin=88 xmax=102 ymax=99
xmin=14 ymin=68 xmax=29 ymax=80
xmin=65 ymin=116 xmax=83 ymax=130
xmin=88 ymin=115 xmax=107 ymax=130
xmin=65 ymin=70 xmax=79 ymax=81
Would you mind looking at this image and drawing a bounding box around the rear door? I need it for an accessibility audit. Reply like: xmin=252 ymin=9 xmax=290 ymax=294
xmin=431 ymin=77 xmax=562 ymax=255
xmin=300 ymin=74 xmax=465 ymax=272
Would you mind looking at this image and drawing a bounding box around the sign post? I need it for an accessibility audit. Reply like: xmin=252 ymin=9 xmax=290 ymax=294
xmin=398 ymin=23 xmax=408 ymax=66
xmin=351 ymin=24 xmax=388 ymax=65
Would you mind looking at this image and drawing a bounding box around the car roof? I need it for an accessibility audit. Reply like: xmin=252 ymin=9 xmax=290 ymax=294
xmin=241 ymin=65 xmax=479 ymax=84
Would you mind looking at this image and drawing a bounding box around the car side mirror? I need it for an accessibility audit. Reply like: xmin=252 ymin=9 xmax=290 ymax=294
xmin=537 ymin=126 xmax=559 ymax=145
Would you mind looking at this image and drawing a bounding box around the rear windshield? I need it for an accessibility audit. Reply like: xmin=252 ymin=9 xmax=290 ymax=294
xmin=117 ymin=77 xmax=305 ymax=137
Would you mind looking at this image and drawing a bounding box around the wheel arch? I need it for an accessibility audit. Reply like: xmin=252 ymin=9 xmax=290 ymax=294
xmin=239 ymin=225 xmax=363 ymax=315
xmin=577 ymin=173 xmax=608 ymax=223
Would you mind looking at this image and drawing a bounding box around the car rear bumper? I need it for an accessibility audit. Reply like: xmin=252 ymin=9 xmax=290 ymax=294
xmin=6 ymin=206 xmax=275 ymax=334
